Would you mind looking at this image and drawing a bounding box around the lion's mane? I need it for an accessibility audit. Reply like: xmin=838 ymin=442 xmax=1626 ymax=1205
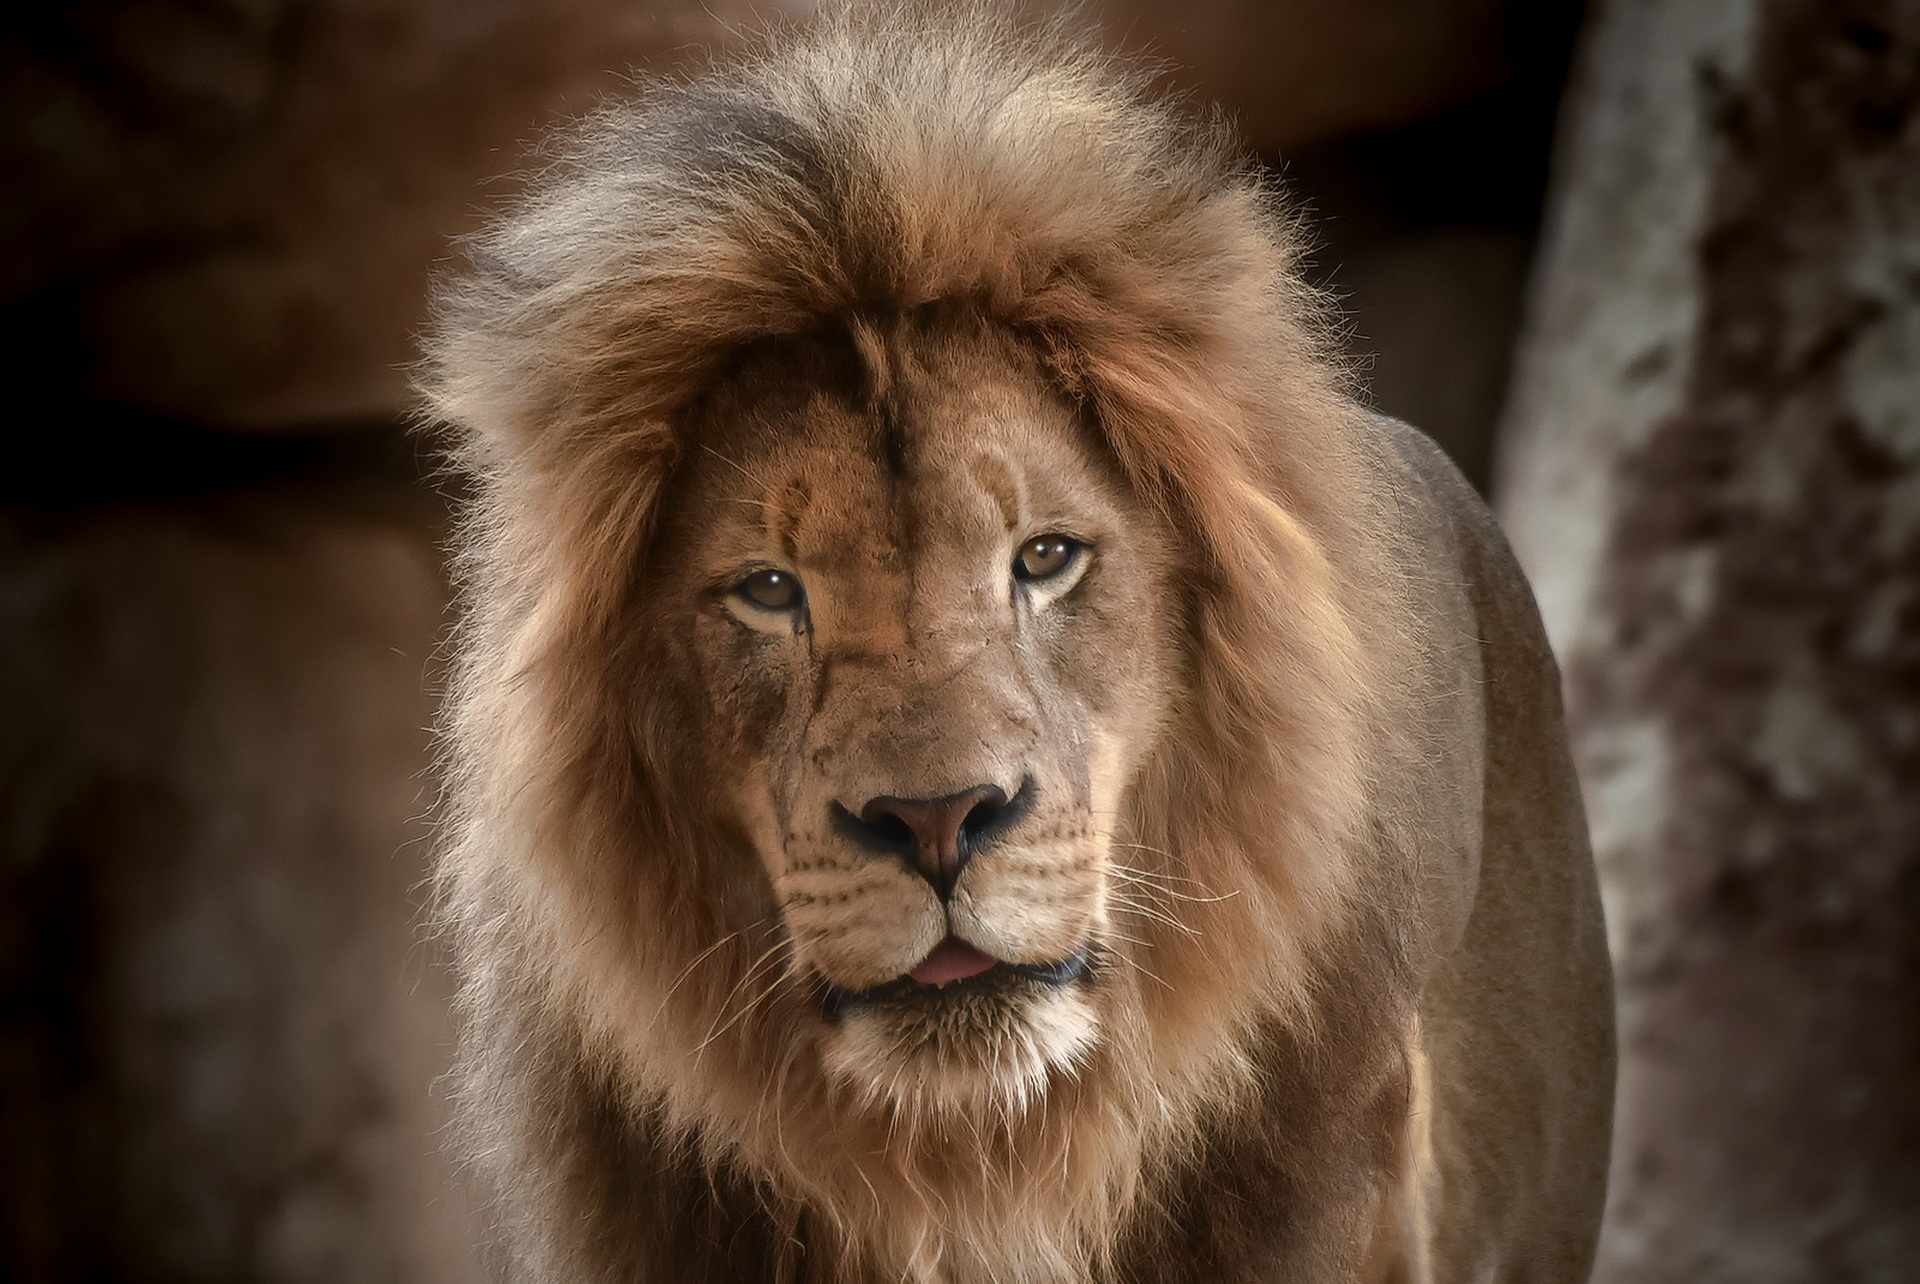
xmin=422 ymin=5 xmax=1438 ymax=1279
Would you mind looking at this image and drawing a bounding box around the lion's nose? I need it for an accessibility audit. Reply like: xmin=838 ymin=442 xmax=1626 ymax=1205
xmin=837 ymin=782 xmax=1027 ymax=895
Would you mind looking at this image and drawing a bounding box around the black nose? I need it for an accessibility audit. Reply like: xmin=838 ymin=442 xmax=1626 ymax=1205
xmin=834 ymin=781 xmax=1030 ymax=894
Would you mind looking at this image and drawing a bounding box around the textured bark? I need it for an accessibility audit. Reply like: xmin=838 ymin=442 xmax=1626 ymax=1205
xmin=1499 ymin=1 xmax=1920 ymax=1280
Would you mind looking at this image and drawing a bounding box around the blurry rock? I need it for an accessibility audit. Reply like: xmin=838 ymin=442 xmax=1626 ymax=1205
xmin=0 ymin=0 xmax=811 ymax=427
xmin=1105 ymin=0 xmax=1510 ymax=152
xmin=1 ymin=0 xmax=1523 ymax=430
xmin=1342 ymin=225 xmax=1533 ymax=488
xmin=0 ymin=488 xmax=478 ymax=1281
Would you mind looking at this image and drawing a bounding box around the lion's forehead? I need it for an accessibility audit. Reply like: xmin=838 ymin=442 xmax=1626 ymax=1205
xmin=670 ymin=323 xmax=1170 ymax=779
xmin=704 ymin=383 xmax=1101 ymax=618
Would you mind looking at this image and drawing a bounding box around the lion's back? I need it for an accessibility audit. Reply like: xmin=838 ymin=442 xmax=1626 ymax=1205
xmin=1372 ymin=415 xmax=1615 ymax=1281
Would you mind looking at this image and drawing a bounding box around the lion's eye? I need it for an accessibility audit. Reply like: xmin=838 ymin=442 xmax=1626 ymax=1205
xmin=1014 ymin=535 xmax=1081 ymax=582
xmin=735 ymin=569 xmax=804 ymax=612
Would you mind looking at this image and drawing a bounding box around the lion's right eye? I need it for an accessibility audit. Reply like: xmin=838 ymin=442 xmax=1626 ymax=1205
xmin=734 ymin=569 xmax=805 ymax=612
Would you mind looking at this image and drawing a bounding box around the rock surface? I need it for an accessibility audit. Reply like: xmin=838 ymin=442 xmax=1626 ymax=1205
xmin=0 ymin=487 xmax=477 ymax=1281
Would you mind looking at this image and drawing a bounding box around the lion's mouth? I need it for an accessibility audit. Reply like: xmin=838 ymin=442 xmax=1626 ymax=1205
xmin=907 ymin=935 xmax=1093 ymax=989
xmin=823 ymin=938 xmax=1094 ymax=1012
xmin=909 ymin=936 xmax=999 ymax=986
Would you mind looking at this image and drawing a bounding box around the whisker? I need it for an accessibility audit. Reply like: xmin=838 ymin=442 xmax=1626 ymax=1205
xmin=1105 ymin=887 xmax=1204 ymax=937
xmin=699 ymin=443 xmax=775 ymax=490
xmin=702 ymin=955 xmax=794 ymax=1051
xmin=1107 ymin=858 xmax=1240 ymax=904
xmin=693 ymin=936 xmax=792 ymax=1057
xmin=641 ymin=915 xmax=776 ymax=1036
xmin=1098 ymin=932 xmax=1172 ymax=990
xmin=1110 ymin=906 xmax=1198 ymax=940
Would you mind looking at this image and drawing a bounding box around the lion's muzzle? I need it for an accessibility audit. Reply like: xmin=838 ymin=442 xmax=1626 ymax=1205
xmin=831 ymin=777 xmax=1036 ymax=897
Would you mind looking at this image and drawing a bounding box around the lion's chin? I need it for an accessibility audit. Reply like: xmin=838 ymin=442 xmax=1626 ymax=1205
xmin=818 ymin=953 xmax=1101 ymax=1119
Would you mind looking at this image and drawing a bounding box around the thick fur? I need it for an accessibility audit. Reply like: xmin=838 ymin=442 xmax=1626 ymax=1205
xmin=419 ymin=6 xmax=1614 ymax=1282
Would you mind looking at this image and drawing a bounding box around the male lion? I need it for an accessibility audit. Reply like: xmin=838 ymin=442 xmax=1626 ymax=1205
xmin=420 ymin=6 xmax=1614 ymax=1281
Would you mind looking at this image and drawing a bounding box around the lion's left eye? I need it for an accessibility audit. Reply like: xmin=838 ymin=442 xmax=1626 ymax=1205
xmin=1014 ymin=535 xmax=1082 ymax=582
xmin=734 ymin=568 xmax=805 ymax=612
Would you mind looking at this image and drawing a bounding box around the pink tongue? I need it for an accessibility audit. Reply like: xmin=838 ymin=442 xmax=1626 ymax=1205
xmin=909 ymin=937 xmax=998 ymax=987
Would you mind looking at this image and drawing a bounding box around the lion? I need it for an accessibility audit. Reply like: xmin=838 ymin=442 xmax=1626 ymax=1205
xmin=418 ymin=5 xmax=1615 ymax=1281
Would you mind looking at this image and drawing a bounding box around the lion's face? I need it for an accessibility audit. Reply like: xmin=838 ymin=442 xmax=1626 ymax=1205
xmin=647 ymin=319 xmax=1179 ymax=1113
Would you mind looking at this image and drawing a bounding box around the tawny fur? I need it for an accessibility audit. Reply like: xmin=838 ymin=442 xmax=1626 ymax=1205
xmin=419 ymin=6 xmax=1614 ymax=1282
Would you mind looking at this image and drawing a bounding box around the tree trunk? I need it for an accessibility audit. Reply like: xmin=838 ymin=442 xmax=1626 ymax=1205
xmin=1498 ymin=1 xmax=1920 ymax=1280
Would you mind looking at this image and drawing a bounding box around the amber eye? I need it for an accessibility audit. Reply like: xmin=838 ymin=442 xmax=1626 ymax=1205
xmin=734 ymin=568 xmax=804 ymax=612
xmin=1014 ymin=535 xmax=1081 ymax=582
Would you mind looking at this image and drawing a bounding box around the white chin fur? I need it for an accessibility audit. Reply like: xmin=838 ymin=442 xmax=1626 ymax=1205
xmin=822 ymin=984 xmax=1101 ymax=1121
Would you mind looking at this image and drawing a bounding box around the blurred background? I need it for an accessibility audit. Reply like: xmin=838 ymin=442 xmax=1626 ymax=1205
xmin=0 ymin=1 xmax=1912 ymax=1280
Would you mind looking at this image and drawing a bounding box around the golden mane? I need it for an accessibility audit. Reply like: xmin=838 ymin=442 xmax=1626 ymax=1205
xmin=421 ymin=5 xmax=1445 ymax=1280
